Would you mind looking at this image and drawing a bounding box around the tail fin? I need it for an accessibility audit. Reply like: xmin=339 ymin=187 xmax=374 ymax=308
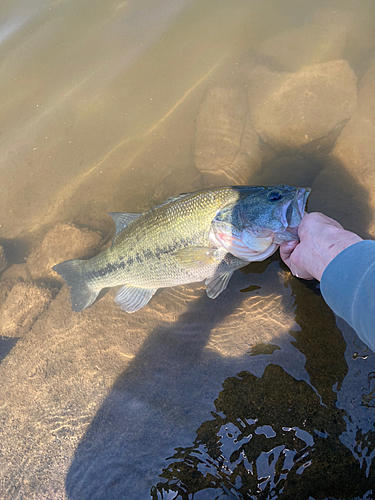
xmin=52 ymin=259 xmax=99 ymax=312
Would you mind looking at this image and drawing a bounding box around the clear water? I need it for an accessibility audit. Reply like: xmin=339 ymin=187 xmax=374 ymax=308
xmin=0 ymin=0 xmax=375 ymax=499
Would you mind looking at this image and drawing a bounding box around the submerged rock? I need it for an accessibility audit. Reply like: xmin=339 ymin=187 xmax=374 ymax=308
xmin=0 ymin=246 xmax=7 ymax=275
xmin=255 ymin=7 xmax=375 ymax=72
xmin=1 ymin=264 xmax=32 ymax=284
xmin=357 ymin=58 xmax=375 ymax=119
xmin=27 ymin=223 xmax=102 ymax=281
xmin=0 ymin=282 xmax=53 ymax=337
xmin=311 ymin=58 xmax=375 ymax=237
xmin=328 ymin=115 xmax=375 ymax=237
xmin=0 ymin=281 xmax=12 ymax=309
xmin=248 ymin=60 xmax=357 ymax=150
xmin=195 ymin=86 xmax=261 ymax=185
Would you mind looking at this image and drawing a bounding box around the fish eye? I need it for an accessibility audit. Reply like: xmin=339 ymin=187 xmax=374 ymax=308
xmin=267 ymin=190 xmax=282 ymax=201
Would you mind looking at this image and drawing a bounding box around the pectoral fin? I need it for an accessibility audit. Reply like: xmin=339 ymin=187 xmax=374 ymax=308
xmin=173 ymin=247 xmax=221 ymax=270
xmin=114 ymin=285 xmax=157 ymax=312
xmin=205 ymin=272 xmax=233 ymax=299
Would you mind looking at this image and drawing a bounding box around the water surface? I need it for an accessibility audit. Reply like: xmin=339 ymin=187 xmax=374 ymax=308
xmin=1 ymin=1 xmax=375 ymax=499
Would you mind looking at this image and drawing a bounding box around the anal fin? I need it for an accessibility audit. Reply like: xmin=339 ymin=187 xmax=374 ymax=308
xmin=114 ymin=284 xmax=157 ymax=312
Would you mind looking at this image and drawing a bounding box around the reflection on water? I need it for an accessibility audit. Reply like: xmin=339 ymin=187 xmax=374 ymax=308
xmin=1 ymin=0 xmax=375 ymax=499
xmin=150 ymin=275 xmax=375 ymax=500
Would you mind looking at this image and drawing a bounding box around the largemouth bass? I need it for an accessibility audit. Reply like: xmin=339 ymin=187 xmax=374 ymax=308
xmin=52 ymin=185 xmax=310 ymax=313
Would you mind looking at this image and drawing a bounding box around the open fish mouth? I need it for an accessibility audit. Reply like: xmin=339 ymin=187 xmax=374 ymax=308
xmin=285 ymin=187 xmax=311 ymax=229
xmin=296 ymin=187 xmax=311 ymax=218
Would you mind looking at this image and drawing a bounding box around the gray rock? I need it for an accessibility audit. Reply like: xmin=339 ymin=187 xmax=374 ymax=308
xmin=328 ymin=114 xmax=375 ymax=237
xmin=248 ymin=60 xmax=357 ymax=150
xmin=195 ymin=86 xmax=261 ymax=186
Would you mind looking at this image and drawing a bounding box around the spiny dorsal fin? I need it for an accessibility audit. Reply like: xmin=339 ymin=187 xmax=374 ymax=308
xmin=108 ymin=212 xmax=143 ymax=237
xmin=151 ymin=193 xmax=189 ymax=210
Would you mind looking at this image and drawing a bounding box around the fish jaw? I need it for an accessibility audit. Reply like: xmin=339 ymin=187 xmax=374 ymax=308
xmin=286 ymin=187 xmax=311 ymax=226
xmin=274 ymin=187 xmax=311 ymax=243
xmin=210 ymin=222 xmax=276 ymax=261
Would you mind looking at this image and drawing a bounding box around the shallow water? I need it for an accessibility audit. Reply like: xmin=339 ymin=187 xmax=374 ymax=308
xmin=1 ymin=0 xmax=375 ymax=499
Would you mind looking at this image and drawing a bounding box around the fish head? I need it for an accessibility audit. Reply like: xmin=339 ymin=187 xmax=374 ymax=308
xmin=239 ymin=185 xmax=311 ymax=243
xmin=211 ymin=185 xmax=310 ymax=262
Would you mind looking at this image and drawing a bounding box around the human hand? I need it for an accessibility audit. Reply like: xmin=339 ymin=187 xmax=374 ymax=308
xmin=280 ymin=212 xmax=363 ymax=281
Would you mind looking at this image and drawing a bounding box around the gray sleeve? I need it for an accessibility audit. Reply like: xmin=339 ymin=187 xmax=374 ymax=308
xmin=320 ymin=240 xmax=375 ymax=352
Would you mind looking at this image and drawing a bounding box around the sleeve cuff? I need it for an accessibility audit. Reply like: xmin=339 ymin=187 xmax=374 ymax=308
xmin=320 ymin=240 xmax=375 ymax=351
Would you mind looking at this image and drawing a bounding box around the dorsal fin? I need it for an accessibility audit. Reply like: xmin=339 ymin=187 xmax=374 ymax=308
xmin=108 ymin=193 xmax=189 ymax=240
xmin=151 ymin=193 xmax=189 ymax=210
xmin=108 ymin=212 xmax=143 ymax=237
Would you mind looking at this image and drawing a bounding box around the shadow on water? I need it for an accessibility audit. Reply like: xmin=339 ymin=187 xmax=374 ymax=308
xmin=65 ymin=257 xmax=278 ymax=500
xmin=66 ymin=157 xmax=375 ymax=499
xmin=0 ymin=237 xmax=30 ymax=267
xmin=0 ymin=336 xmax=20 ymax=363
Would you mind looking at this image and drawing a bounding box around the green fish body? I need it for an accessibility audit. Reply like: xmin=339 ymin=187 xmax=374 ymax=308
xmin=53 ymin=185 xmax=310 ymax=312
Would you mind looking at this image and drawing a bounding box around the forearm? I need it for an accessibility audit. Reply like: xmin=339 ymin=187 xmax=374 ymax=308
xmin=320 ymin=240 xmax=375 ymax=352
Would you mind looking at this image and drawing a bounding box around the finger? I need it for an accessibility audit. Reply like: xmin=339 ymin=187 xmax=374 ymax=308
xmin=301 ymin=212 xmax=343 ymax=230
xmin=279 ymin=241 xmax=298 ymax=264
xmin=293 ymin=271 xmax=315 ymax=280
xmin=289 ymin=263 xmax=315 ymax=280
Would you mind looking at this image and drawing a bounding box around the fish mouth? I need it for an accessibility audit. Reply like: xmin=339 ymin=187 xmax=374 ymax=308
xmin=284 ymin=187 xmax=311 ymax=229
xmin=296 ymin=187 xmax=311 ymax=218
